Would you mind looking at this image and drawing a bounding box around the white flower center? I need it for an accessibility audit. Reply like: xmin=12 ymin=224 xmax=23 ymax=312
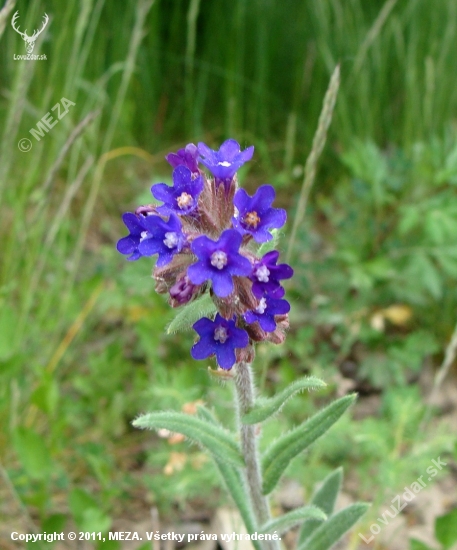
xmin=218 ymin=161 xmax=231 ymax=167
xmin=140 ymin=231 xmax=149 ymax=242
xmin=177 ymin=191 xmax=193 ymax=209
xmin=255 ymin=265 xmax=270 ymax=282
xmin=256 ymin=298 xmax=267 ymax=314
xmin=214 ymin=326 xmax=228 ymax=343
xmin=211 ymin=250 xmax=228 ymax=270
xmin=163 ymin=232 xmax=179 ymax=248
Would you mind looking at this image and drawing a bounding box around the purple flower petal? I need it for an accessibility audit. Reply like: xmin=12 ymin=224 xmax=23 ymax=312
xmin=151 ymin=165 xmax=203 ymax=215
xmin=244 ymin=295 xmax=290 ymax=332
xmin=165 ymin=143 xmax=200 ymax=173
xmin=187 ymin=229 xmax=252 ymax=298
xmin=138 ymin=213 xmax=186 ymax=266
xmin=191 ymin=314 xmax=249 ymax=370
xmin=233 ymin=184 xmax=286 ymax=243
xmin=197 ymin=139 xmax=254 ymax=186
xmin=250 ymin=250 xmax=294 ymax=298
xmin=117 ymin=212 xmax=148 ymax=261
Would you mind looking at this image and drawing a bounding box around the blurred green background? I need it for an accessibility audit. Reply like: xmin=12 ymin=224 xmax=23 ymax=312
xmin=1 ymin=0 xmax=457 ymax=548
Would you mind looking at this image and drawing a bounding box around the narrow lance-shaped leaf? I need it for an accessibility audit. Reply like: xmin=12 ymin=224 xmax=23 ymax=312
xmin=196 ymin=406 xmax=262 ymax=550
xmin=133 ymin=411 xmax=244 ymax=467
xmin=260 ymin=506 xmax=327 ymax=535
xmin=297 ymin=503 xmax=369 ymax=550
xmin=262 ymin=394 xmax=356 ymax=495
xmin=167 ymin=293 xmax=217 ymax=334
xmin=242 ymin=377 xmax=326 ymax=425
xmin=298 ymin=467 xmax=343 ymax=546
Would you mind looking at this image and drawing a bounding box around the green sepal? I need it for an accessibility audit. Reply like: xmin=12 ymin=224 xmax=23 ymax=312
xmin=196 ymin=406 xmax=262 ymax=550
xmin=166 ymin=293 xmax=217 ymax=334
xmin=260 ymin=505 xmax=327 ymax=535
xmin=298 ymin=467 xmax=343 ymax=545
xmin=297 ymin=503 xmax=369 ymax=550
xmin=262 ymin=394 xmax=356 ymax=495
xmin=242 ymin=377 xmax=326 ymax=425
xmin=133 ymin=411 xmax=244 ymax=467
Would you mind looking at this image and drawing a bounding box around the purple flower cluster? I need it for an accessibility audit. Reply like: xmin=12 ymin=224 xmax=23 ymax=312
xmin=117 ymin=139 xmax=293 ymax=369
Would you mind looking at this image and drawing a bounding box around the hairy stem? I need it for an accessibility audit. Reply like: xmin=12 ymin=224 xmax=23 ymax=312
xmin=235 ymin=362 xmax=279 ymax=550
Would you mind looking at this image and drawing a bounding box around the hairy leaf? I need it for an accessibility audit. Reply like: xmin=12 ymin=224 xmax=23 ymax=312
xmin=261 ymin=506 xmax=327 ymax=535
xmin=166 ymin=293 xmax=217 ymax=334
xmin=297 ymin=503 xmax=369 ymax=550
xmin=242 ymin=377 xmax=326 ymax=425
xmin=262 ymin=394 xmax=356 ymax=495
xmin=298 ymin=467 xmax=343 ymax=545
xmin=133 ymin=411 xmax=244 ymax=466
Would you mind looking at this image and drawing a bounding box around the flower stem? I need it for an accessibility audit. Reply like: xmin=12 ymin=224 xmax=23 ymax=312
xmin=234 ymin=362 xmax=279 ymax=550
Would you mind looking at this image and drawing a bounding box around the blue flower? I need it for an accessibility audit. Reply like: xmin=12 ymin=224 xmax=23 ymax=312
xmin=250 ymin=250 xmax=294 ymax=298
xmin=244 ymin=295 xmax=290 ymax=332
xmin=138 ymin=213 xmax=186 ymax=267
xmin=187 ymin=229 xmax=252 ymax=298
xmin=117 ymin=212 xmax=149 ymax=261
xmin=197 ymin=139 xmax=254 ymax=187
xmin=191 ymin=314 xmax=249 ymax=370
xmin=165 ymin=143 xmax=200 ymax=174
xmin=232 ymin=185 xmax=286 ymax=243
xmin=151 ymin=165 xmax=203 ymax=215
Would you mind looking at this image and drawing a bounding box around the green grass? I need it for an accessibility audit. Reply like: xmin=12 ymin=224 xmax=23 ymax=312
xmin=1 ymin=0 xmax=457 ymax=544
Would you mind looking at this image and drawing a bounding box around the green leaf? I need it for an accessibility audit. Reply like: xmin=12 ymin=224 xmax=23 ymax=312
xmin=298 ymin=468 xmax=343 ymax=546
xmin=42 ymin=513 xmax=67 ymax=534
xmin=297 ymin=503 xmax=369 ymax=550
xmin=133 ymin=411 xmax=244 ymax=467
xmin=166 ymin=293 xmax=217 ymax=334
xmin=258 ymin=228 xmax=280 ymax=255
xmin=435 ymin=508 xmax=457 ymax=549
xmin=196 ymin=406 xmax=262 ymax=550
xmin=261 ymin=506 xmax=327 ymax=535
xmin=242 ymin=377 xmax=326 ymax=425
xmin=409 ymin=539 xmax=434 ymax=550
xmin=12 ymin=427 xmax=53 ymax=480
xmin=262 ymin=395 xmax=356 ymax=495
xmin=69 ymin=488 xmax=111 ymax=533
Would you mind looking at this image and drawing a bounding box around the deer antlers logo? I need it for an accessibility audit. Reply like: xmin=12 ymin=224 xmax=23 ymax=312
xmin=11 ymin=11 xmax=49 ymax=54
